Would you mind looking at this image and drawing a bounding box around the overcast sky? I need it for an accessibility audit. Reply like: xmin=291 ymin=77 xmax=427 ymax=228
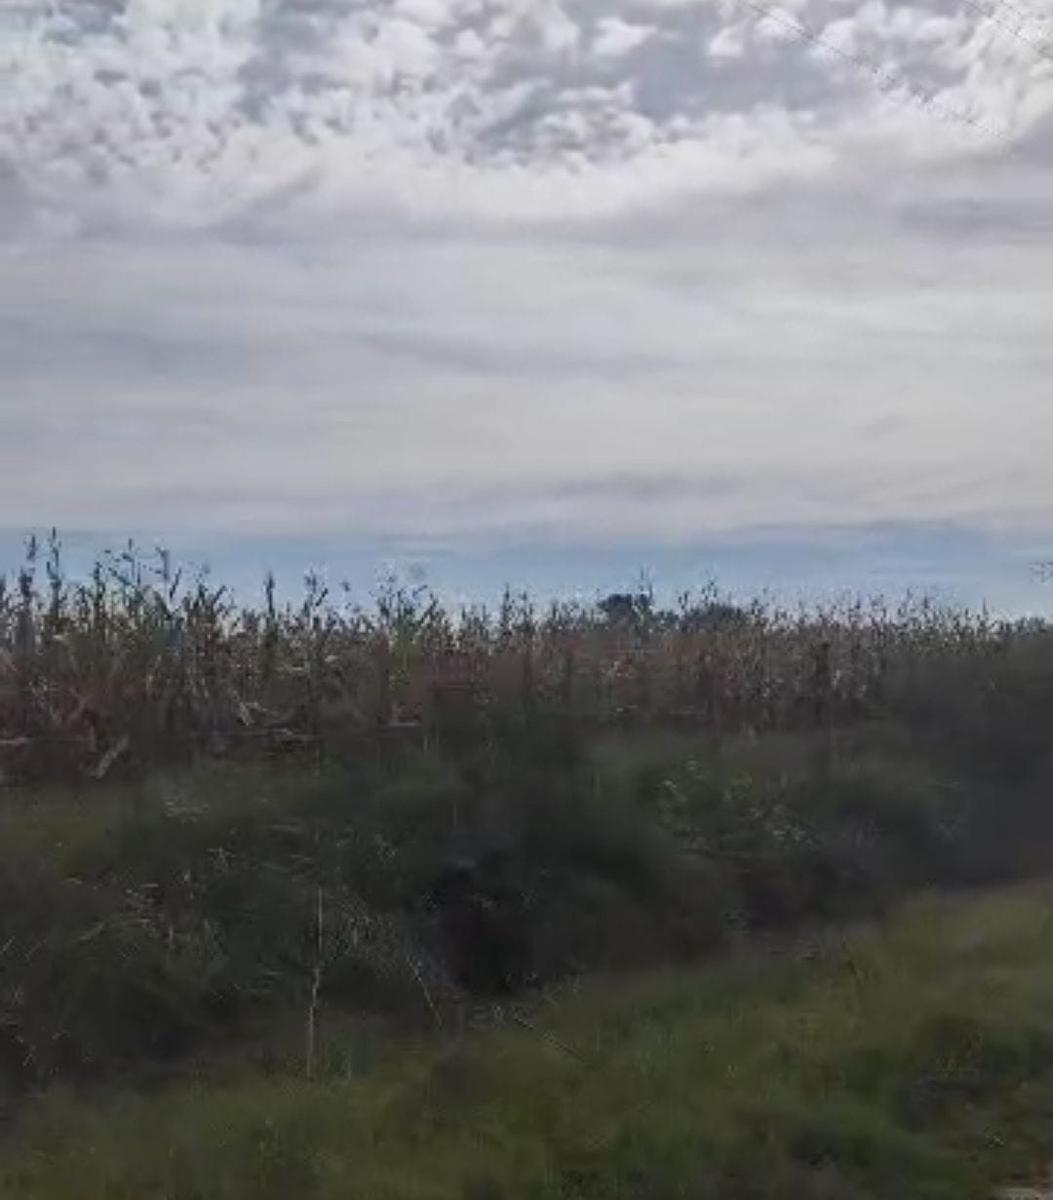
xmin=2 ymin=0 xmax=1052 ymax=610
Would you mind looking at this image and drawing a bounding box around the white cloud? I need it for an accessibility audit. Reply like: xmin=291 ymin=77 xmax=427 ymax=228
xmin=3 ymin=187 xmax=1052 ymax=544
xmin=592 ymin=17 xmax=656 ymax=57
xmin=1 ymin=0 xmax=1052 ymax=595
xmin=3 ymin=0 xmax=1051 ymax=232
xmin=707 ymin=23 xmax=748 ymax=58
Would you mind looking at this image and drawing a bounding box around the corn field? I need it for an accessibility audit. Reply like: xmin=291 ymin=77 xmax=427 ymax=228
xmin=0 ymin=532 xmax=1039 ymax=784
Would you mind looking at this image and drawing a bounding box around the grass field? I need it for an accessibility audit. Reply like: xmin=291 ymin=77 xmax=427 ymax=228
xmin=5 ymin=886 xmax=1053 ymax=1199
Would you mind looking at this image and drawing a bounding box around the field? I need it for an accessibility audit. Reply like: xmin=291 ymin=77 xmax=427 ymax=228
xmin=7 ymin=888 xmax=1053 ymax=1198
xmin=2 ymin=536 xmax=1053 ymax=1197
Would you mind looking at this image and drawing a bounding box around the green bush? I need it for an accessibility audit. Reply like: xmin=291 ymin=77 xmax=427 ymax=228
xmin=0 ymin=688 xmax=1047 ymax=1100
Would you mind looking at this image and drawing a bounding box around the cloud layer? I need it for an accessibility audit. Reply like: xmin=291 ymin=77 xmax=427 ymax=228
xmin=4 ymin=0 xmax=1053 ymax=230
xmin=2 ymin=0 xmax=1053 ymax=607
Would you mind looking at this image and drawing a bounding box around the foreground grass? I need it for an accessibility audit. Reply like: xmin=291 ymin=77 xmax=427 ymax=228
xmin=6 ymin=886 xmax=1053 ymax=1199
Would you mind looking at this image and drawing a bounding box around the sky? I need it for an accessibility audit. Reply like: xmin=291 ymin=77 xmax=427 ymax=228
xmin=2 ymin=0 xmax=1052 ymax=612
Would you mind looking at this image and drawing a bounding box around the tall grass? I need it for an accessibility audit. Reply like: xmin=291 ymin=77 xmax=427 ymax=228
xmin=1 ymin=532 xmax=1044 ymax=785
xmin=8 ymin=887 xmax=1053 ymax=1200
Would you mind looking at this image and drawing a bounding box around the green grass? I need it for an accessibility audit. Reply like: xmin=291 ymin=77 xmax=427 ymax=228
xmin=7 ymin=886 xmax=1053 ymax=1199
xmin=0 ymin=734 xmax=979 ymax=1099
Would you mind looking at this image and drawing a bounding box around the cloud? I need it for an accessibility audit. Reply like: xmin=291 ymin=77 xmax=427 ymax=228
xmin=2 ymin=0 xmax=1052 ymax=611
xmin=592 ymin=17 xmax=657 ymax=58
xmin=3 ymin=0 xmax=1052 ymax=232
xmin=2 ymin=203 xmax=1052 ymax=546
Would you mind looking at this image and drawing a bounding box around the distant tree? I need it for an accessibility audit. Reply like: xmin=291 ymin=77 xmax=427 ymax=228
xmin=671 ymin=597 xmax=752 ymax=633
xmin=598 ymin=581 xmax=654 ymax=628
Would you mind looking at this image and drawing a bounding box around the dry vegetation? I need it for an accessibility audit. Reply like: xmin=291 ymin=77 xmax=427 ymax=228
xmin=1 ymin=531 xmax=1045 ymax=786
